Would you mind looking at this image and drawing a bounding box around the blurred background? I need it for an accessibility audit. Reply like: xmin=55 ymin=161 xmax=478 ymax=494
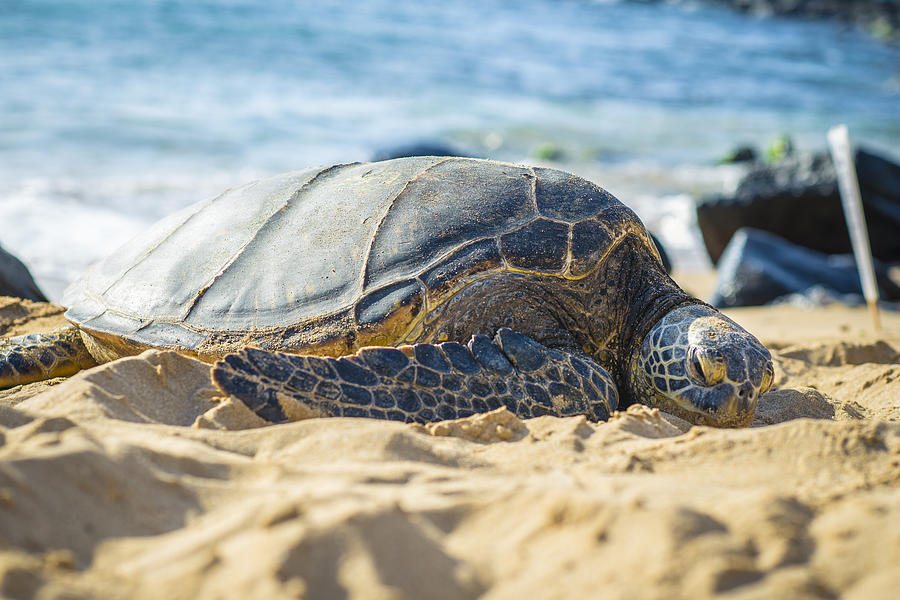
xmin=1 ymin=0 xmax=898 ymax=299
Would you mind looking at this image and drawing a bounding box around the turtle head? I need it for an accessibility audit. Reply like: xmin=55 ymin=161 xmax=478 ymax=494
xmin=632 ymin=304 xmax=774 ymax=427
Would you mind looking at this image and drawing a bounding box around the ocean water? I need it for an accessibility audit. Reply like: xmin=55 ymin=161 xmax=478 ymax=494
xmin=1 ymin=0 xmax=898 ymax=298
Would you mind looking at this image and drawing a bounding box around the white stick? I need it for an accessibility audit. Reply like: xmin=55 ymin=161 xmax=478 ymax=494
xmin=827 ymin=125 xmax=881 ymax=331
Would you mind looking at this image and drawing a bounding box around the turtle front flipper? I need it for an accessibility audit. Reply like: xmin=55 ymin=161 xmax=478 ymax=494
xmin=212 ymin=328 xmax=618 ymax=424
xmin=0 ymin=326 xmax=97 ymax=388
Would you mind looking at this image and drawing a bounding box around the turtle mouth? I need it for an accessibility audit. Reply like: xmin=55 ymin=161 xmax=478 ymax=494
xmin=662 ymin=383 xmax=758 ymax=428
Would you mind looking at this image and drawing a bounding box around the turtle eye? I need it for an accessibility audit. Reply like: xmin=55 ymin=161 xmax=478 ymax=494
xmin=686 ymin=347 xmax=725 ymax=386
xmin=687 ymin=347 xmax=706 ymax=384
xmin=760 ymin=363 xmax=775 ymax=394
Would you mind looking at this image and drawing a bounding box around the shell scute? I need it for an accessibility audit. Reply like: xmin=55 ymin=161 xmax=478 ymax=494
xmin=420 ymin=238 xmax=502 ymax=300
xmin=355 ymin=279 xmax=425 ymax=346
xmin=569 ymin=219 xmax=613 ymax=277
xmin=498 ymin=218 xmax=569 ymax=273
xmin=364 ymin=159 xmax=536 ymax=291
xmin=534 ymin=167 xmax=618 ymax=222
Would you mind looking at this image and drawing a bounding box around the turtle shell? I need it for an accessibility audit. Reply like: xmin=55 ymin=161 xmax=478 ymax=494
xmin=63 ymin=157 xmax=655 ymax=358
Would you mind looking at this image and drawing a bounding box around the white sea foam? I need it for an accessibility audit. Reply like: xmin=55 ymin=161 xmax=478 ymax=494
xmin=0 ymin=169 xmax=264 ymax=299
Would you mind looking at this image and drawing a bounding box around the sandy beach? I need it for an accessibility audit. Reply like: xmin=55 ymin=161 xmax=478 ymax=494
xmin=0 ymin=270 xmax=898 ymax=600
xmin=2 ymin=0 xmax=898 ymax=598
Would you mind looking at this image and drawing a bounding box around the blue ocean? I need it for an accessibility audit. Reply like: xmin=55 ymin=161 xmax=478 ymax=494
xmin=2 ymin=0 xmax=898 ymax=298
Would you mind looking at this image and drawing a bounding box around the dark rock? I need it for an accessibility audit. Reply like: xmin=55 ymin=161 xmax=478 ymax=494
xmin=697 ymin=148 xmax=900 ymax=265
xmin=371 ymin=142 xmax=469 ymax=162
xmin=0 ymin=244 xmax=47 ymax=302
xmin=710 ymin=228 xmax=900 ymax=308
xmin=665 ymin=1 xmax=900 ymax=30
xmin=731 ymin=0 xmax=900 ymax=29
xmin=719 ymin=145 xmax=758 ymax=164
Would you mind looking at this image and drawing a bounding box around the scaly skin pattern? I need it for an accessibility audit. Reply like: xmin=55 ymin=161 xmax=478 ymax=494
xmin=212 ymin=328 xmax=618 ymax=424
xmin=0 ymin=327 xmax=97 ymax=388
xmin=630 ymin=305 xmax=774 ymax=427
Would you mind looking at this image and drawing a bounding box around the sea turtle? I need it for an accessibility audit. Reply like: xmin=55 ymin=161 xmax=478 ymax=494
xmin=0 ymin=158 xmax=774 ymax=426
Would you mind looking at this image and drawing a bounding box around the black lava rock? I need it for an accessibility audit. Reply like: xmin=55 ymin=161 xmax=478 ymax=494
xmin=665 ymin=0 xmax=900 ymax=30
xmin=697 ymin=148 xmax=900 ymax=265
xmin=719 ymin=145 xmax=758 ymax=164
xmin=726 ymin=0 xmax=900 ymax=29
xmin=710 ymin=227 xmax=900 ymax=308
xmin=0 ymin=243 xmax=47 ymax=302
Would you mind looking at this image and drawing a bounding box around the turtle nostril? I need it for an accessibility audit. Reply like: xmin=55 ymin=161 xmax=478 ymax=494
xmin=737 ymin=384 xmax=753 ymax=401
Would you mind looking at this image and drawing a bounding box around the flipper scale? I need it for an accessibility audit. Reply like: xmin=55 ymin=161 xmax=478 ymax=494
xmin=0 ymin=326 xmax=97 ymax=388
xmin=212 ymin=329 xmax=618 ymax=424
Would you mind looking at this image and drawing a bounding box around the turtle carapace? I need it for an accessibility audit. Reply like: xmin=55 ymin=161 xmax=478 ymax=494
xmin=0 ymin=158 xmax=773 ymax=427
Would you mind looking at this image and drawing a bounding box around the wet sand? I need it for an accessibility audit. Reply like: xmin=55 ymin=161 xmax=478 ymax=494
xmin=1 ymin=281 xmax=899 ymax=599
